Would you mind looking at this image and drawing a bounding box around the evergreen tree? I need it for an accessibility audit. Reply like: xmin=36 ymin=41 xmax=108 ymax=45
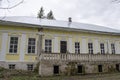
xmin=47 ymin=10 xmax=55 ymax=20
xmin=37 ymin=7 xmax=44 ymax=19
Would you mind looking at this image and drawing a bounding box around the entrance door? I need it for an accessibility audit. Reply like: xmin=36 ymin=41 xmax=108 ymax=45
xmin=78 ymin=65 xmax=83 ymax=73
xmin=53 ymin=65 xmax=59 ymax=74
xmin=60 ymin=41 xmax=67 ymax=53
xmin=98 ymin=65 xmax=102 ymax=72
xmin=116 ymin=64 xmax=119 ymax=71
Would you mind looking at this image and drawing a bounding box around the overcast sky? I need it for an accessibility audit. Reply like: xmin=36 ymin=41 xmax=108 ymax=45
xmin=0 ymin=0 xmax=120 ymax=30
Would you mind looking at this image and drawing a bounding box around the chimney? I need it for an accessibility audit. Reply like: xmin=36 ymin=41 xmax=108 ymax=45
xmin=68 ymin=17 xmax=72 ymax=22
xmin=68 ymin=17 xmax=72 ymax=27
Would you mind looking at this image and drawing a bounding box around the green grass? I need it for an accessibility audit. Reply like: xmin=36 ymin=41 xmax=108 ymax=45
xmin=0 ymin=67 xmax=120 ymax=80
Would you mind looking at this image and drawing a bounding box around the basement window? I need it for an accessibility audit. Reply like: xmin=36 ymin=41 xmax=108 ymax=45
xmin=27 ymin=64 xmax=33 ymax=71
xmin=9 ymin=64 xmax=15 ymax=70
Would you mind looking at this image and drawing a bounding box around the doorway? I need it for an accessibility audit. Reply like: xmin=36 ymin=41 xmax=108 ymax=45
xmin=116 ymin=64 xmax=119 ymax=71
xmin=53 ymin=65 xmax=59 ymax=74
xmin=78 ymin=65 xmax=83 ymax=73
xmin=98 ymin=65 xmax=102 ymax=72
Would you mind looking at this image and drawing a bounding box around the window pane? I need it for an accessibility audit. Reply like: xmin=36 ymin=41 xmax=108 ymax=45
xmin=9 ymin=49 xmax=13 ymax=53
xmin=45 ymin=39 xmax=52 ymax=53
xmin=88 ymin=43 xmax=93 ymax=54
xmin=14 ymin=49 xmax=17 ymax=53
xmin=75 ymin=42 xmax=80 ymax=54
xmin=28 ymin=38 xmax=36 ymax=53
xmin=32 ymin=49 xmax=35 ymax=53
xmin=9 ymin=37 xmax=18 ymax=53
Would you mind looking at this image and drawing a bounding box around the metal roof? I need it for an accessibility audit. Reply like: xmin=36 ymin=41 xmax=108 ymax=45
xmin=0 ymin=16 xmax=120 ymax=34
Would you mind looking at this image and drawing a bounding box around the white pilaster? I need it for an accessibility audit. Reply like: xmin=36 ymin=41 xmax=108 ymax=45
xmin=105 ymin=40 xmax=109 ymax=54
xmin=0 ymin=33 xmax=8 ymax=61
xmin=19 ymin=34 xmax=26 ymax=61
xmin=68 ymin=37 xmax=73 ymax=53
xmin=115 ymin=41 xmax=120 ymax=54
xmin=94 ymin=39 xmax=99 ymax=54
xmin=53 ymin=37 xmax=59 ymax=53
xmin=108 ymin=40 xmax=111 ymax=54
xmin=81 ymin=37 xmax=87 ymax=54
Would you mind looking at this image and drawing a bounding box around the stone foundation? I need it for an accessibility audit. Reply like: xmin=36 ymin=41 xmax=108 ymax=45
xmin=39 ymin=60 xmax=120 ymax=76
xmin=0 ymin=61 xmax=37 ymax=70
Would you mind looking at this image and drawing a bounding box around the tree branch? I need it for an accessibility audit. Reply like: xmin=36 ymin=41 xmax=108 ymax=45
xmin=0 ymin=0 xmax=24 ymax=9
xmin=111 ymin=0 xmax=120 ymax=3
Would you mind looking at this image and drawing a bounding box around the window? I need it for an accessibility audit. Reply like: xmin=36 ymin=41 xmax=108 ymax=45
xmin=100 ymin=43 xmax=105 ymax=54
xmin=111 ymin=43 xmax=115 ymax=54
xmin=75 ymin=42 xmax=80 ymax=54
xmin=9 ymin=64 xmax=15 ymax=70
xmin=28 ymin=38 xmax=36 ymax=53
xmin=88 ymin=43 xmax=93 ymax=54
xmin=45 ymin=39 xmax=52 ymax=53
xmin=60 ymin=41 xmax=67 ymax=53
xmin=27 ymin=64 xmax=33 ymax=71
xmin=9 ymin=37 xmax=18 ymax=53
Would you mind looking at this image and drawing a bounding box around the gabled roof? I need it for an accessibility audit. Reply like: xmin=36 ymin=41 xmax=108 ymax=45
xmin=0 ymin=16 xmax=120 ymax=34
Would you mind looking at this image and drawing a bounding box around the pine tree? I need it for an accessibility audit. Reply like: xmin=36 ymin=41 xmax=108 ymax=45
xmin=37 ymin=7 xmax=44 ymax=19
xmin=47 ymin=10 xmax=55 ymax=20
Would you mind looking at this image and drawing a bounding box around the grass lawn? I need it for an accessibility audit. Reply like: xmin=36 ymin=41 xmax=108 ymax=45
xmin=0 ymin=67 xmax=120 ymax=80
xmin=11 ymin=73 xmax=120 ymax=80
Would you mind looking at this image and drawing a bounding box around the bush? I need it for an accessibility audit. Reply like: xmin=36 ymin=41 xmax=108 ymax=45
xmin=0 ymin=67 xmax=5 ymax=72
xmin=0 ymin=73 xmax=4 ymax=78
xmin=65 ymin=62 xmax=77 ymax=76
xmin=34 ymin=62 xmax=40 ymax=73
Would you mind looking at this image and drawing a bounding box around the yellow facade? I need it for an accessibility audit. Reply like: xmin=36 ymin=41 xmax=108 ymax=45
xmin=0 ymin=25 xmax=38 ymax=61
xmin=24 ymin=54 xmax=37 ymax=61
xmin=0 ymin=25 xmax=120 ymax=61
xmin=43 ymin=29 xmax=120 ymax=53
xmin=0 ymin=33 xmax=2 ymax=50
xmin=6 ymin=54 xmax=19 ymax=60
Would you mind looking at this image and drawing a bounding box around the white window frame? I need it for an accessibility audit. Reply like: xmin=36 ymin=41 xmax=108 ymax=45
xmin=9 ymin=64 xmax=15 ymax=70
xmin=27 ymin=64 xmax=33 ymax=71
xmin=100 ymin=43 xmax=105 ymax=54
xmin=45 ymin=39 xmax=52 ymax=53
xmin=75 ymin=42 xmax=80 ymax=54
xmin=88 ymin=43 xmax=93 ymax=54
xmin=111 ymin=43 xmax=115 ymax=54
xmin=27 ymin=38 xmax=36 ymax=54
xmin=9 ymin=37 xmax=18 ymax=53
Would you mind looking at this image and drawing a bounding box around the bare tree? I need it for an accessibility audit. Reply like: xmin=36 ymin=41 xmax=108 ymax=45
xmin=111 ymin=0 xmax=120 ymax=3
xmin=0 ymin=0 xmax=24 ymax=9
xmin=0 ymin=0 xmax=24 ymax=19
